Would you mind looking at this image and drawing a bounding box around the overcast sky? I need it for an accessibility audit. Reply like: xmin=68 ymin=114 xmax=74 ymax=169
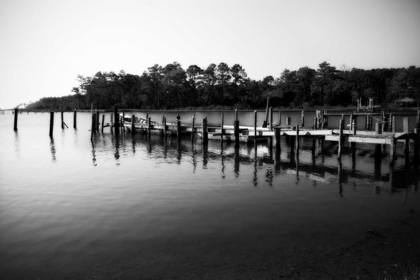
xmin=0 ymin=0 xmax=419 ymax=109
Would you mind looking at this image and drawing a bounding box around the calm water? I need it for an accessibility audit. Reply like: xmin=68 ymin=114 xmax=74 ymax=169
xmin=1 ymin=111 xmax=419 ymax=279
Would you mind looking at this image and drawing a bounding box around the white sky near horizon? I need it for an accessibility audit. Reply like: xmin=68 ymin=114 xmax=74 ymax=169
xmin=0 ymin=0 xmax=419 ymax=109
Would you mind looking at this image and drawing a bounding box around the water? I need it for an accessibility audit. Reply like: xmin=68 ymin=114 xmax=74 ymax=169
xmin=0 ymin=111 xmax=419 ymax=279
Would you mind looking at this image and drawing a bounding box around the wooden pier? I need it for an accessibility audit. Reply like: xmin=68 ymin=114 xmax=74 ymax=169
xmin=7 ymin=106 xmax=420 ymax=163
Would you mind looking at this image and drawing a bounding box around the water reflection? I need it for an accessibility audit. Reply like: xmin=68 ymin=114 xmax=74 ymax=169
xmin=14 ymin=131 xmax=20 ymax=158
xmin=91 ymin=140 xmax=97 ymax=166
xmin=50 ymin=138 xmax=56 ymax=163
xmin=84 ymin=134 xmax=420 ymax=192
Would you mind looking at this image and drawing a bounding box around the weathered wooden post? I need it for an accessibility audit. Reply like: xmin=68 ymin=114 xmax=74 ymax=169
xmin=110 ymin=113 xmax=114 ymax=134
xmin=389 ymin=135 xmax=395 ymax=163
xmin=131 ymin=115 xmax=135 ymax=135
xmin=278 ymin=110 xmax=281 ymax=126
xmin=301 ymin=110 xmax=304 ymax=128
xmin=90 ymin=113 xmax=96 ymax=139
xmin=286 ymin=117 xmax=290 ymax=126
xmin=202 ymin=117 xmax=208 ymax=144
xmin=49 ymin=111 xmax=54 ymax=137
xmin=264 ymin=97 xmax=270 ymax=127
xmin=97 ymin=111 xmax=100 ymax=131
xmin=176 ymin=114 xmax=181 ymax=141
xmin=13 ymin=108 xmax=18 ymax=131
xmin=234 ymin=109 xmax=239 ymax=147
xmin=100 ymin=114 xmax=104 ymax=133
xmin=114 ymin=106 xmax=119 ymax=136
xmin=163 ymin=116 xmax=167 ymax=137
xmin=313 ymin=117 xmax=317 ymax=130
xmin=295 ymin=125 xmax=300 ymax=153
xmin=254 ymin=110 xmax=257 ymax=139
xmin=148 ymin=117 xmax=152 ymax=138
xmin=338 ymin=119 xmax=343 ymax=158
xmin=221 ymin=112 xmax=224 ymax=141
xmin=349 ymin=113 xmax=353 ymax=131
xmin=275 ymin=126 xmax=281 ymax=151
xmin=191 ymin=114 xmax=195 ymax=139
xmin=61 ymin=111 xmax=64 ymax=129
xmin=73 ymin=109 xmax=77 ymax=129
xmin=269 ymin=107 xmax=273 ymax=131
xmin=352 ymin=118 xmax=356 ymax=135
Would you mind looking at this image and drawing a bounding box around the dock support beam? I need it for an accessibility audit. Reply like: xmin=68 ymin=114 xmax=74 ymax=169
xmin=221 ymin=113 xmax=224 ymax=141
xmin=295 ymin=125 xmax=299 ymax=154
xmin=73 ymin=109 xmax=77 ymax=129
xmin=163 ymin=116 xmax=167 ymax=137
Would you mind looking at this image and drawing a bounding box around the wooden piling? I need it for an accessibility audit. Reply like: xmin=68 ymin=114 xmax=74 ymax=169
xmin=101 ymin=114 xmax=105 ymax=133
xmin=114 ymin=106 xmax=119 ymax=136
xmin=97 ymin=111 xmax=100 ymax=131
xmin=221 ymin=112 xmax=224 ymax=141
xmin=163 ymin=116 xmax=167 ymax=137
xmin=389 ymin=136 xmax=395 ymax=163
xmin=73 ymin=109 xmax=77 ymax=129
xmin=254 ymin=111 xmax=257 ymax=138
xmin=275 ymin=127 xmax=280 ymax=152
xmin=61 ymin=112 xmax=64 ymax=129
xmin=131 ymin=115 xmax=135 ymax=135
xmin=176 ymin=114 xmax=181 ymax=140
xmin=278 ymin=110 xmax=281 ymax=126
xmin=202 ymin=117 xmax=208 ymax=144
xmin=269 ymin=107 xmax=273 ymax=131
xmin=295 ymin=125 xmax=299 ymax=153
xmin=313 ymin=117 xmax=317 ymax=129
xmin=352 ymin=119 xmax=356 ymax=135
xmin=234 ymin=109 xmax=239 ymax=147
xmin=13 ymin=108 xmax=18 ymax=131
xmin=110 ymin=113 xmax=114 ymax=134
xmin=349 ymin=113 xmax=353 ymax=131
xmin=264 ymin=97 xmax=270 ymax=127
xmin=191 ymin=114 xmax=195 ymax=138
xmin=49 ymin=111 xmax=54 ymax=137
xmin=90 ymin=113 xmax=96 ymax=139
xmin=148 ymin=117 xmax=152 ymax=138
xmin=338 ymin=119 xmax=343 ymax=158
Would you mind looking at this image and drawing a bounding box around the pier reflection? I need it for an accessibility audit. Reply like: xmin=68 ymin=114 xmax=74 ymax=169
xmin=88 ymin=134 xmax=419 ymax=192
xmin=50 ymin=138 xmax=56 ymax=163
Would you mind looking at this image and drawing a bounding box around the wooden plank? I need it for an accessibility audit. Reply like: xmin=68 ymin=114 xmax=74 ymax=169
xmin=348 ymin=136 xmax=389 ymax=144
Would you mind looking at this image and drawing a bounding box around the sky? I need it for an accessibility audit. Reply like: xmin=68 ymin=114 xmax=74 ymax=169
xmin=0 ymin=0 xmax=419 ymax=109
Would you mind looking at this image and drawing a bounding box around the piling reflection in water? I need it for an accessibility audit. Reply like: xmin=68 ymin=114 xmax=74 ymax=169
xmin=50 ymin=138 xmax=56 ymax=163
xmin=84 ymin=131 xmax=420 ymax=193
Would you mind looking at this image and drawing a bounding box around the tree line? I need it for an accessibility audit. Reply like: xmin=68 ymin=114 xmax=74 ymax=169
xmin=25 ymin=62 xmax=420 ymax=111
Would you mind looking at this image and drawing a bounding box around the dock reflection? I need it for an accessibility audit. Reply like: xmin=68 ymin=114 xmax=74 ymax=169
xmin=89 ymin=134 xmax=418 ymax=192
